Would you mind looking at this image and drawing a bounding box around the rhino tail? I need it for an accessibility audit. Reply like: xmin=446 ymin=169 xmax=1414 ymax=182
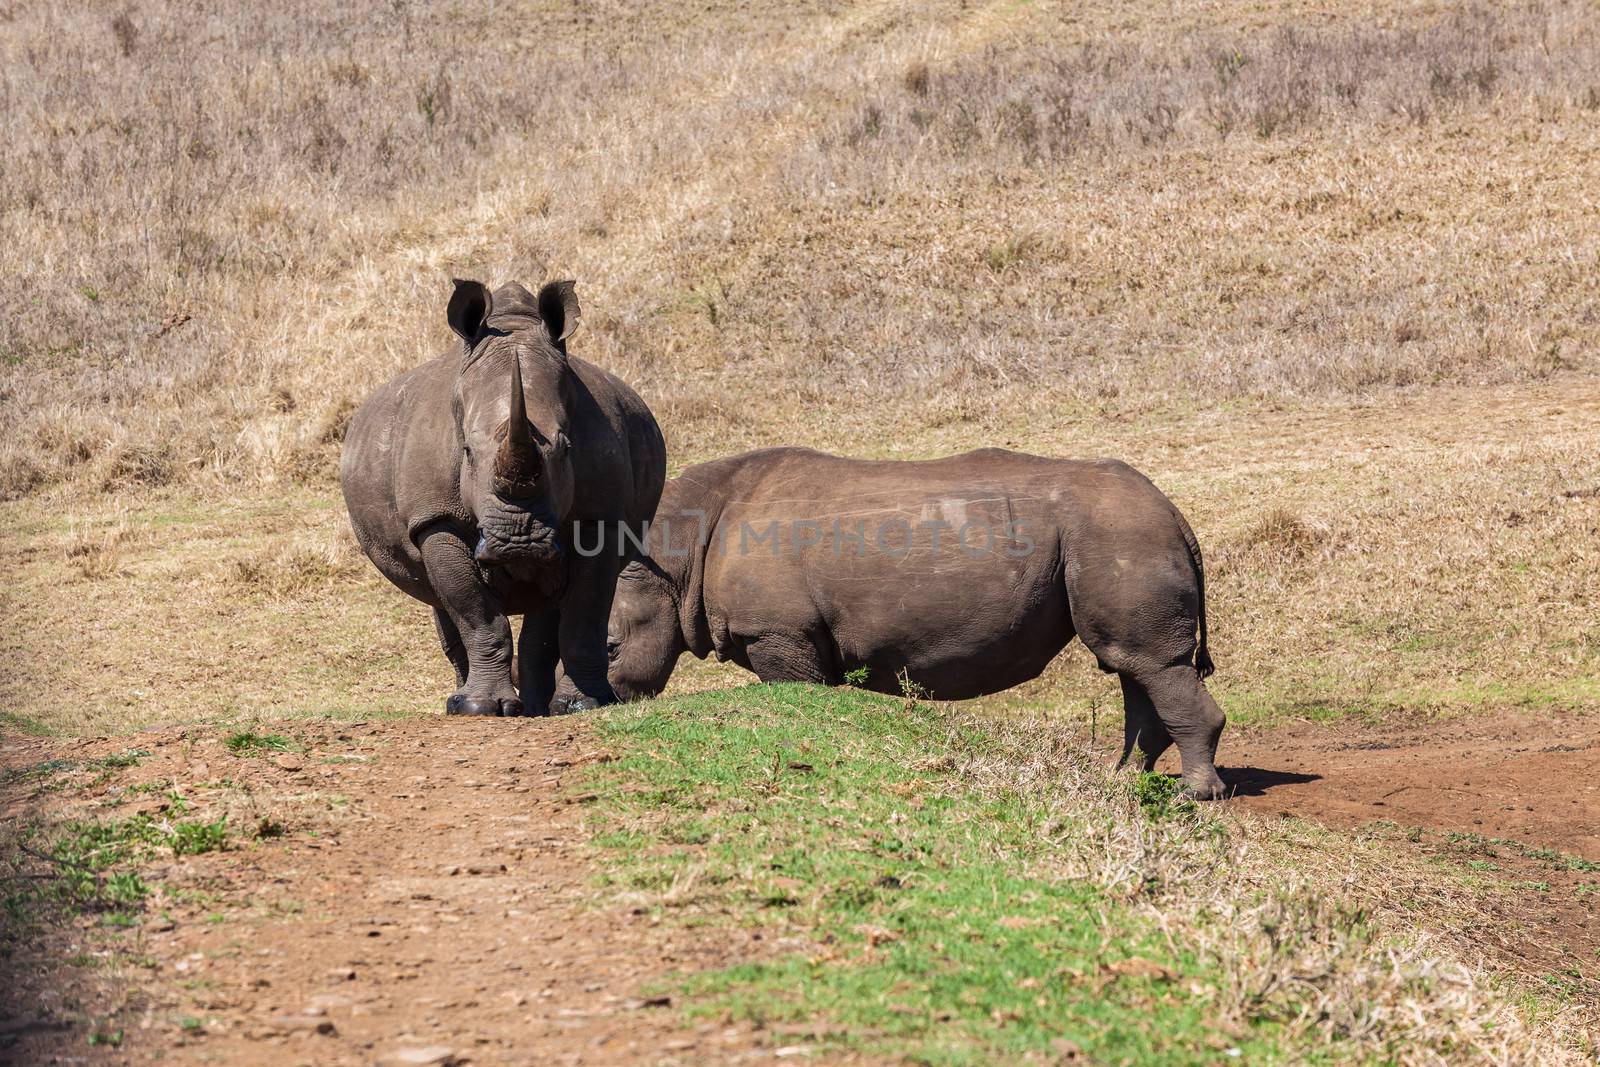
xmin=1172 ymin=507 xmax=1214 ymax=679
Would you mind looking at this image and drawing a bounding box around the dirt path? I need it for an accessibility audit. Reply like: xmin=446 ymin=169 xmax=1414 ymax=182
xmin=1221 ymin=708 xmax=1600 ymax=988
xmin=1223 ymin=708 xmax=1600 ymax=856
xmin=5 ymin=706 xmax=1598 ymax=1063
xmin=0 ymin=718 xmax=779 ymax=1066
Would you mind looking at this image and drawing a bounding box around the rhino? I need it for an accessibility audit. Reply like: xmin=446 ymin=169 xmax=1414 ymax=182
xmin=604 ymin=447 xmax=1226 ymax=797
xmin=341 ymin=279 xmax=665 ymax=716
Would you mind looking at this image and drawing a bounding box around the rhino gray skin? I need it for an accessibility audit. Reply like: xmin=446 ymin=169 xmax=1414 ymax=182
xmin=605 ymin=447 xmax=1225 ymax=798
xmin=341 ymin=279 xmax=665 ymax=716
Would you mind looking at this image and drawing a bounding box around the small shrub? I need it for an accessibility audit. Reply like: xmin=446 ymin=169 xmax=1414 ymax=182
xmin=108 ymin=11 xmax=137 ymax=57
xmin=169 ymin=817 xmax=228 ymax=856
xmin=101 ymin=442 xmax=175 ymax=491
xmin=1133 ymin=771 xmax=1197 ymax=819
xmin=903 ymin=61 xmax=931 ymax=96
xmin=254 ymin=816 xmax=288 ymax=840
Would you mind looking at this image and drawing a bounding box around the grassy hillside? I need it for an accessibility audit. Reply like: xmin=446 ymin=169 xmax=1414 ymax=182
xmin=4 ymin=0 xmax=1600 ymax=496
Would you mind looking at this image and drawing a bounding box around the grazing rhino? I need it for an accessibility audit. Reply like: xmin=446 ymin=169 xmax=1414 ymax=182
xmin=605 ymin=447 xmax=1226 ymax=797
xmin=341 ymin=279 xmax=665 ymax=716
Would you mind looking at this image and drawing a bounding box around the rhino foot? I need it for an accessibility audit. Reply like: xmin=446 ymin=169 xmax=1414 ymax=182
xmin=550 ymin=694 xmax=602 ymax=716
xmin=1181 ymin=771 xmax=1227 ymax=801
xmin=445 ymin=692 xmax=526 ymax=717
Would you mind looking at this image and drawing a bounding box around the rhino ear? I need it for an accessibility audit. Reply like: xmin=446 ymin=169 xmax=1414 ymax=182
xmin=537 ymin=280 xmax=581 ymax=345
xmin=447 ymin=279 xmax=493 ymax=343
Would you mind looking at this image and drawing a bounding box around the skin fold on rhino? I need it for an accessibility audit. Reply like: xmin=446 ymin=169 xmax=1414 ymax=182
xmin=604 ymin=447 xmax=1227 ymax=798
xmin=341 ymin=279 xmax=665 ymax=716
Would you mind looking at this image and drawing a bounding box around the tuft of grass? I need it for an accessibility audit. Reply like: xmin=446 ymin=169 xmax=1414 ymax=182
xmin=170 ymin=817 xmax=229 ymax=857
xmin=62 ymin=517 xmax=138 ymax=580
xmin=226 ymin=538 xmax=363 ymax=600
xmin=224 ymin=730 xmax=294 ymax=756
xmin=584 ymin=684 xmax=1584 ymax=1063
xmin=1223 ymin=507 xmax=1327 ymax=570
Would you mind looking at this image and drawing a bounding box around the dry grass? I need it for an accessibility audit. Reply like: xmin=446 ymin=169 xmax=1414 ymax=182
xmin=956 ymin=705 xmax=1599 ymax=1060
xmin=4 ymin=0 xmax=1600 ymax=498
xmin=225 ymin=526 xmax=365 ymax=600
xmin=62 ymin=510 xmax=138 ymax=580
xmin=0 ymin=2 xmax=1596 ymax=1048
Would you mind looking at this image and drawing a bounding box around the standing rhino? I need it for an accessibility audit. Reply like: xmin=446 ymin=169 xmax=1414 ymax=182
xmin=605 ymin=447 xmax=1226 ymax=797
xmin=342 ymin=279 xmax=665 ymax=716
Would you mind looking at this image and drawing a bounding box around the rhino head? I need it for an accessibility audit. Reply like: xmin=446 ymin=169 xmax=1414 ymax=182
xmin=447 ymin=278 xmax=582 ymax=571
xmin=606 ymin=554 xmax=686 ymax=701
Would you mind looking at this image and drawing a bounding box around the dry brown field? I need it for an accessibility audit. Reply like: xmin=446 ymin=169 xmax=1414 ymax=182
xmin=2 ymin=0 xmax=1598 ymax=1061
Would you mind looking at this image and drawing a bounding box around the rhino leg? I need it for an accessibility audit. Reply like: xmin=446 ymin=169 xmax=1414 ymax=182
xmin=742 ymin=632 xmax=835 ymax=686
xmin=1123 ymin=663 xmax=1225 ymax=800
xmin=1116 ymin=674 xmax=1174 ymax=771
xmin=433 ymin=609 xmax=469 ymax=687
xmin=419 ymin=523 xmax=524 ymax=717
xmin=550 ymin=524 xmax=624 ymax=714
xmin=518 ymin=608 xmax=560 ymax=716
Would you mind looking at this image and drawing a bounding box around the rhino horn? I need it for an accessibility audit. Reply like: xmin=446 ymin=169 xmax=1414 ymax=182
xmin=493 ymin=352 xmax=540 ymax=497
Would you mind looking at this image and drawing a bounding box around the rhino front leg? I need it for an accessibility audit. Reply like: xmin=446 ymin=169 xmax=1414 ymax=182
xmin=518 ymin=608 xmax=560 ymax=715
xmin=433 ymin=609 xmax=469 ymax=686
xmin=550 ymin=522 xmax=625 ymax=714
xmin=419 ymin=523 xmax=524 ymax=717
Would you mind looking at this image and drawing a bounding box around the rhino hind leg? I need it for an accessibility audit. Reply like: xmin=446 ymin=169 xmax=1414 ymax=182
xmin=1120 ymin=662 xmax=1225 ymax=800
xmin=1116 ymin=674 xmax=1174 ymax=771
xmin=433 ymin=609 xmax=469 ymax=687
xmin=419 ymin=524 xmax=525 ymax=717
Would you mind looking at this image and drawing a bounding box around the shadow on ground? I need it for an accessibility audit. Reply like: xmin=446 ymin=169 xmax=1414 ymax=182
xmin=1220 ymin=766 xmax=1322 ymax=798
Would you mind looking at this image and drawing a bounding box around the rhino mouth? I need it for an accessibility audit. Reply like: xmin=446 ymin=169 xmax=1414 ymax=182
xmin=475 ymin=504 xmax=563 ymax=566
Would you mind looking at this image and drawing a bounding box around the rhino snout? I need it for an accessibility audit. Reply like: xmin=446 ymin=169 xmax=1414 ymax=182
xmin=475 ymin=524 xmax=561 ymax=566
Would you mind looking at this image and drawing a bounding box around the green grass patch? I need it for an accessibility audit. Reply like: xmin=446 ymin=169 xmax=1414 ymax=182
xmin=581 ymin=684 xmax=1582 ymax=1062
xmin=0 ymin=749 xmax=149 ymax=788
xmin=223 ymin=730 xmax=295 ymax=756
xmin=586 ymin=685 xmax=1297 ymax=1064
xmin=3 ymin=811 xmax=231 ymax=930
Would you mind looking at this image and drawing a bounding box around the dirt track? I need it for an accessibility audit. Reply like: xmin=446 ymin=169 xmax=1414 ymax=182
xmin=1223 ymin=708 xmax=1600 ymax=988
xmin=0 ymin=719 xmax=784 ymax=1066
xmin=1224 ymin=709 xmax=1600 ymax=857
xmin=2 ymin=707 xmax=1596 ymax=1064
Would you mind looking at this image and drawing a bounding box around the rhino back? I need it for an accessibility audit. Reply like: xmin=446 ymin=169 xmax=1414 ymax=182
xmin=689 ymin=448 xmax=1191 ymax=698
